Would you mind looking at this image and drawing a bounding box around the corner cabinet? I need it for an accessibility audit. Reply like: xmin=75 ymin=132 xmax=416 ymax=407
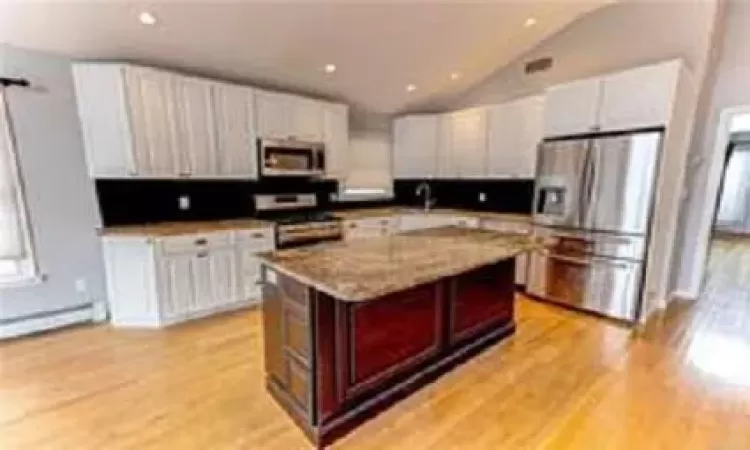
xmin=101 ymin=227 xmax=274 ymax=328
xmin=73 ymin=63 xmax=259 ymax=180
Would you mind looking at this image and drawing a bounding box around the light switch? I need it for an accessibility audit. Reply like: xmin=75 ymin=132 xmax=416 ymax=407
xmin=178 ymin=195 xmax=191 ymax=211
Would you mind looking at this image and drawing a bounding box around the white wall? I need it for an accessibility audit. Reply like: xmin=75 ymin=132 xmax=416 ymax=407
xmin=445 ymin=0 xmax=718 ymax=109
xmin=673 ymin=0 xmax=750 ymax=294
xmin=0 ymin=45 xmax=105 ymax=329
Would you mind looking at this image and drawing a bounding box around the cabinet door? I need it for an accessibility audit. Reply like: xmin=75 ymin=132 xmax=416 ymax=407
xmin=156 ymin=253 xmax=194 ymax=322
xmin=256 ymin=90 xmax=291 ymax=139
xmin=543 ymin=77 xmax=603 ymax=138
xmin=173 ymin=76 xmax=217 ymax=177
xmin=487 ymin=96 xmax=544 ymax=178
xmin=598 ymin=61 xmax=679 ymax=132
xmin=209 ymin=248 xmax=238 ymax=308
xmin=393 ymin=115 xmax=438 ymax=179
xmin=323 ymin=103 xmax=349 ymax=180
xmin=290 ymin=96 xmax=323 ymax=142
xmin=191 ymin=251 xmax=213 ymax=313
xmin=123 ymin=67 xmax=180 ymax=177
xmin=239 ymin=249 xmax=263 ymax=303
xmin=213 ymin=83 xmax=258 ymax=178
xmin=437 ymin=114 xmax=458 ymax=178
xmin=451 ymin=108 xmax=487 ymax=178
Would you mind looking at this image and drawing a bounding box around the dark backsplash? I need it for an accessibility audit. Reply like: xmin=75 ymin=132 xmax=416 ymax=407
xmin=96 ymin=178 xmax=337 ymax=226
xmin=392 ymin=179 xmax=535 ymax=214
xmin=96 ymin=178 xmax=534 ymax=226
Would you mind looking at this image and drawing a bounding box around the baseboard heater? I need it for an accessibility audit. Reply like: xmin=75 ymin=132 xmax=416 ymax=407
xmin=0 ymin=303 xmax=95 ymax=340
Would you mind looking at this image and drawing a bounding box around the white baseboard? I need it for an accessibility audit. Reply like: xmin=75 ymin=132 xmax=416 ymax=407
xmin=0 ymin=304 xmax=94 ymax=340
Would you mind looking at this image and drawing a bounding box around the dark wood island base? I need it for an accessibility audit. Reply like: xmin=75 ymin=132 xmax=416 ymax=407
xmin=262 ymin=259 xmax=517 ymax=448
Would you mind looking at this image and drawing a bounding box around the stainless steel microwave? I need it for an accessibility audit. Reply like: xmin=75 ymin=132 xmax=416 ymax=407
xmin=258 ymin=138 xmax=325 ymax=177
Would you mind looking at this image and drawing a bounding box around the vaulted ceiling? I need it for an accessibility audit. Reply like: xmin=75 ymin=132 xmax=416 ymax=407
xmin=0 ymin=1 xmax=612 ymax=113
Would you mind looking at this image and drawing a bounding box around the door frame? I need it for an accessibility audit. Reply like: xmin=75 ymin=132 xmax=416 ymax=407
xmin=687 ymin=105 xmax=750 ymax=297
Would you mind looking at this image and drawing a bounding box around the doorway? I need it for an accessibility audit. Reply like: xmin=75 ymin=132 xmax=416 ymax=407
xmin=701 ymin=116 xmax=750 ymax=299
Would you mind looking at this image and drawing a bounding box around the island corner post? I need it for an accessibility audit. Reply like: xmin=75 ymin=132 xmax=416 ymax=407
xmin=261 ymin=258 xmax=517 ymax=447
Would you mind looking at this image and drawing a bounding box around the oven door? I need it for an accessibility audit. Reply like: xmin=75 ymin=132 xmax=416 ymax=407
xmin=526 ymin=249 xmax=642 ymax=322
xmin=260 ymin=139 xmax=324 ymax=177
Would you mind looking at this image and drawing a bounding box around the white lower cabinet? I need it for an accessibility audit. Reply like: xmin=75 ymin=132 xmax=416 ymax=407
xmin=344 ymin=217 xmax=397 ymax=240
xmin=102 ymin=228 xmax=274 ymax=328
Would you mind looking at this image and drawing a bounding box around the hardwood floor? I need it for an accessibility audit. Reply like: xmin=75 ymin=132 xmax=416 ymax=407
xmin=2 ymin=261 xmax=750 ymax=449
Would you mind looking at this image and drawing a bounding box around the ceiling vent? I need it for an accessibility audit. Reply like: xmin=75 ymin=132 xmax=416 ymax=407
xmin=524 ymin=57 xmax=553 ymax=75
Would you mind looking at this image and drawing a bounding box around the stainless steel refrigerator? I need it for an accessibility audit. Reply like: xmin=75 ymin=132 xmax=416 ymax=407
xmin=527 ymin=129 xmax=663 ymax=323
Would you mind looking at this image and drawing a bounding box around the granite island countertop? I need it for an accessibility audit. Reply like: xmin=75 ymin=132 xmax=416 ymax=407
xmin=259 ymin=227 xmax=543 ymax=302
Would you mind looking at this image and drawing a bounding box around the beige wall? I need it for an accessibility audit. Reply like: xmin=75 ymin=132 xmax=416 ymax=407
xmin=445 ymin=0 xmax=718 ymax=109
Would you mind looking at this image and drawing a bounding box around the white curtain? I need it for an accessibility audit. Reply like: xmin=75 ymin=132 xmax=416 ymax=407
xmin=0 ymin=88 xmax=27 ymax=260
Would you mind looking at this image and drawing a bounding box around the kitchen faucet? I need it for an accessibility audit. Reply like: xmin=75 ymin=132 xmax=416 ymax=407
xmin=415 ymin=182 xmax=436 ymax=212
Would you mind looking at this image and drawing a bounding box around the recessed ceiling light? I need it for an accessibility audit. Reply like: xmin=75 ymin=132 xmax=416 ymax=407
xmin=450 ymin=72 xmax=461 ymax=81
xmin=406 ymin=84 xmax=417 ymax=92
xmin=525 ymin=17 xmax=537 ymax=27
xmin=139 ymin=11 xmax=157 ymax=26
xmin=324 ymin=64 xmax=337 ymax=74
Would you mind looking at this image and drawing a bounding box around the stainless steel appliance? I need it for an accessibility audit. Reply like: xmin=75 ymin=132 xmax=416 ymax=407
xmin=254 ymin=193 xmax=342 ymax=249
xmin=527 ymin=129 xmax=663 ymax=322
xmin=259 ymin=138 xmax=325 ymax=177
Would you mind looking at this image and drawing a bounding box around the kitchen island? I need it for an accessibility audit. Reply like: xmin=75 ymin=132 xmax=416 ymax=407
xmin=259 ymin=227 xmax=540 ymax=447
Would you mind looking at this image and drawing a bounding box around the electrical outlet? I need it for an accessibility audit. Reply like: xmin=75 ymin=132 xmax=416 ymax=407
xmin=178 ymin=195 xmax=191 ymax=211
xmin=479 ymin=192 xmax=487 ymax=203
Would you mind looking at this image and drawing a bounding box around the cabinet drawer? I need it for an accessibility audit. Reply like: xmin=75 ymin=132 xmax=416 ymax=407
xmin=452 ymin=216 xmax=480 ymax=229
xmin=158 ymin=232 xmax=232 ymax=255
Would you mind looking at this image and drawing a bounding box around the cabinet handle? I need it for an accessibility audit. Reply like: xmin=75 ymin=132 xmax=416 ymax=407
xmin=254 ymin=280 xmax=265 ymax=286
xmin=349 ymin=224 xmax=357 ymax=229
xmin=251 ymin=232 xmax=265 ymax=239
xmin=194 ymin=238 xmax=208 ymax=246
xmin=196 ymin=251 xmax=209 ymax=258
xmin=380 ymin=220 xmax=388 ymax=226
xmin=179 ymin=172 xmax=191 ymax=178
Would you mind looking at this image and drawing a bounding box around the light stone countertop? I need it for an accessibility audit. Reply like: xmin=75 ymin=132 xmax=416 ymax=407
xmin=99 ymin=219 xmax=273 ymax=237
xmin=333 ymin=207 xmax=532 ymax=223
xmin=259 ymin=227 xmax=542 ymax=302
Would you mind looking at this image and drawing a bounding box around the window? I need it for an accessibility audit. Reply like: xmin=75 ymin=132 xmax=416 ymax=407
xmin=0 ymin=88 xmax=35 ymax=284
xmin=340 ymin=133 xmax=393 ymax=201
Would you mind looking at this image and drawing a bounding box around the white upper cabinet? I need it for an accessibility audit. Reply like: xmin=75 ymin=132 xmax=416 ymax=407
xmin=255 ymin=90 xmax=290 ymax=140
xmin=212 ymin=83 xmax=258 ymax=178
xmin=437 ymin=114 xmax=458 ymax=178
xmin=449 ymin=107 xmax=488 ymax=178
xmin=173 ymin=75 xmax=217 ymax=177
xmin=543 ymin=60 xmax=682 ymax=138
xmin=290 ymin=96 xmax=324 ymax=142
xmin=393 ymin=115 xmax=439 ymax=179
xmin=487 ymin=95 xmax=544 ymax=178
xmin=323 ymin=102 xmax=349 ymax=180
xmin=73 ymin=63 xmax=335 ymax=180
xmin=598 ymin=60 xmax=680 ymax=132
xmin=255 ymin=90 xmax=324 ymax=142
xmin=124 ymin=66 xmax=181 ymax=177
xmin=543 ymin=77 xmax=603 ymax=138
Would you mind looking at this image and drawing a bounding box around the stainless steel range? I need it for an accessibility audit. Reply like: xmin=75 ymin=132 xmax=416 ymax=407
xmin=254 ymin=193 xmax=342 ymax=249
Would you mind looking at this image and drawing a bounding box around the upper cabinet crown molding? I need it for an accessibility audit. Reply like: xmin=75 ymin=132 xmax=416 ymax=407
xmin=73 ymin=62 xmax=346 ymax=180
